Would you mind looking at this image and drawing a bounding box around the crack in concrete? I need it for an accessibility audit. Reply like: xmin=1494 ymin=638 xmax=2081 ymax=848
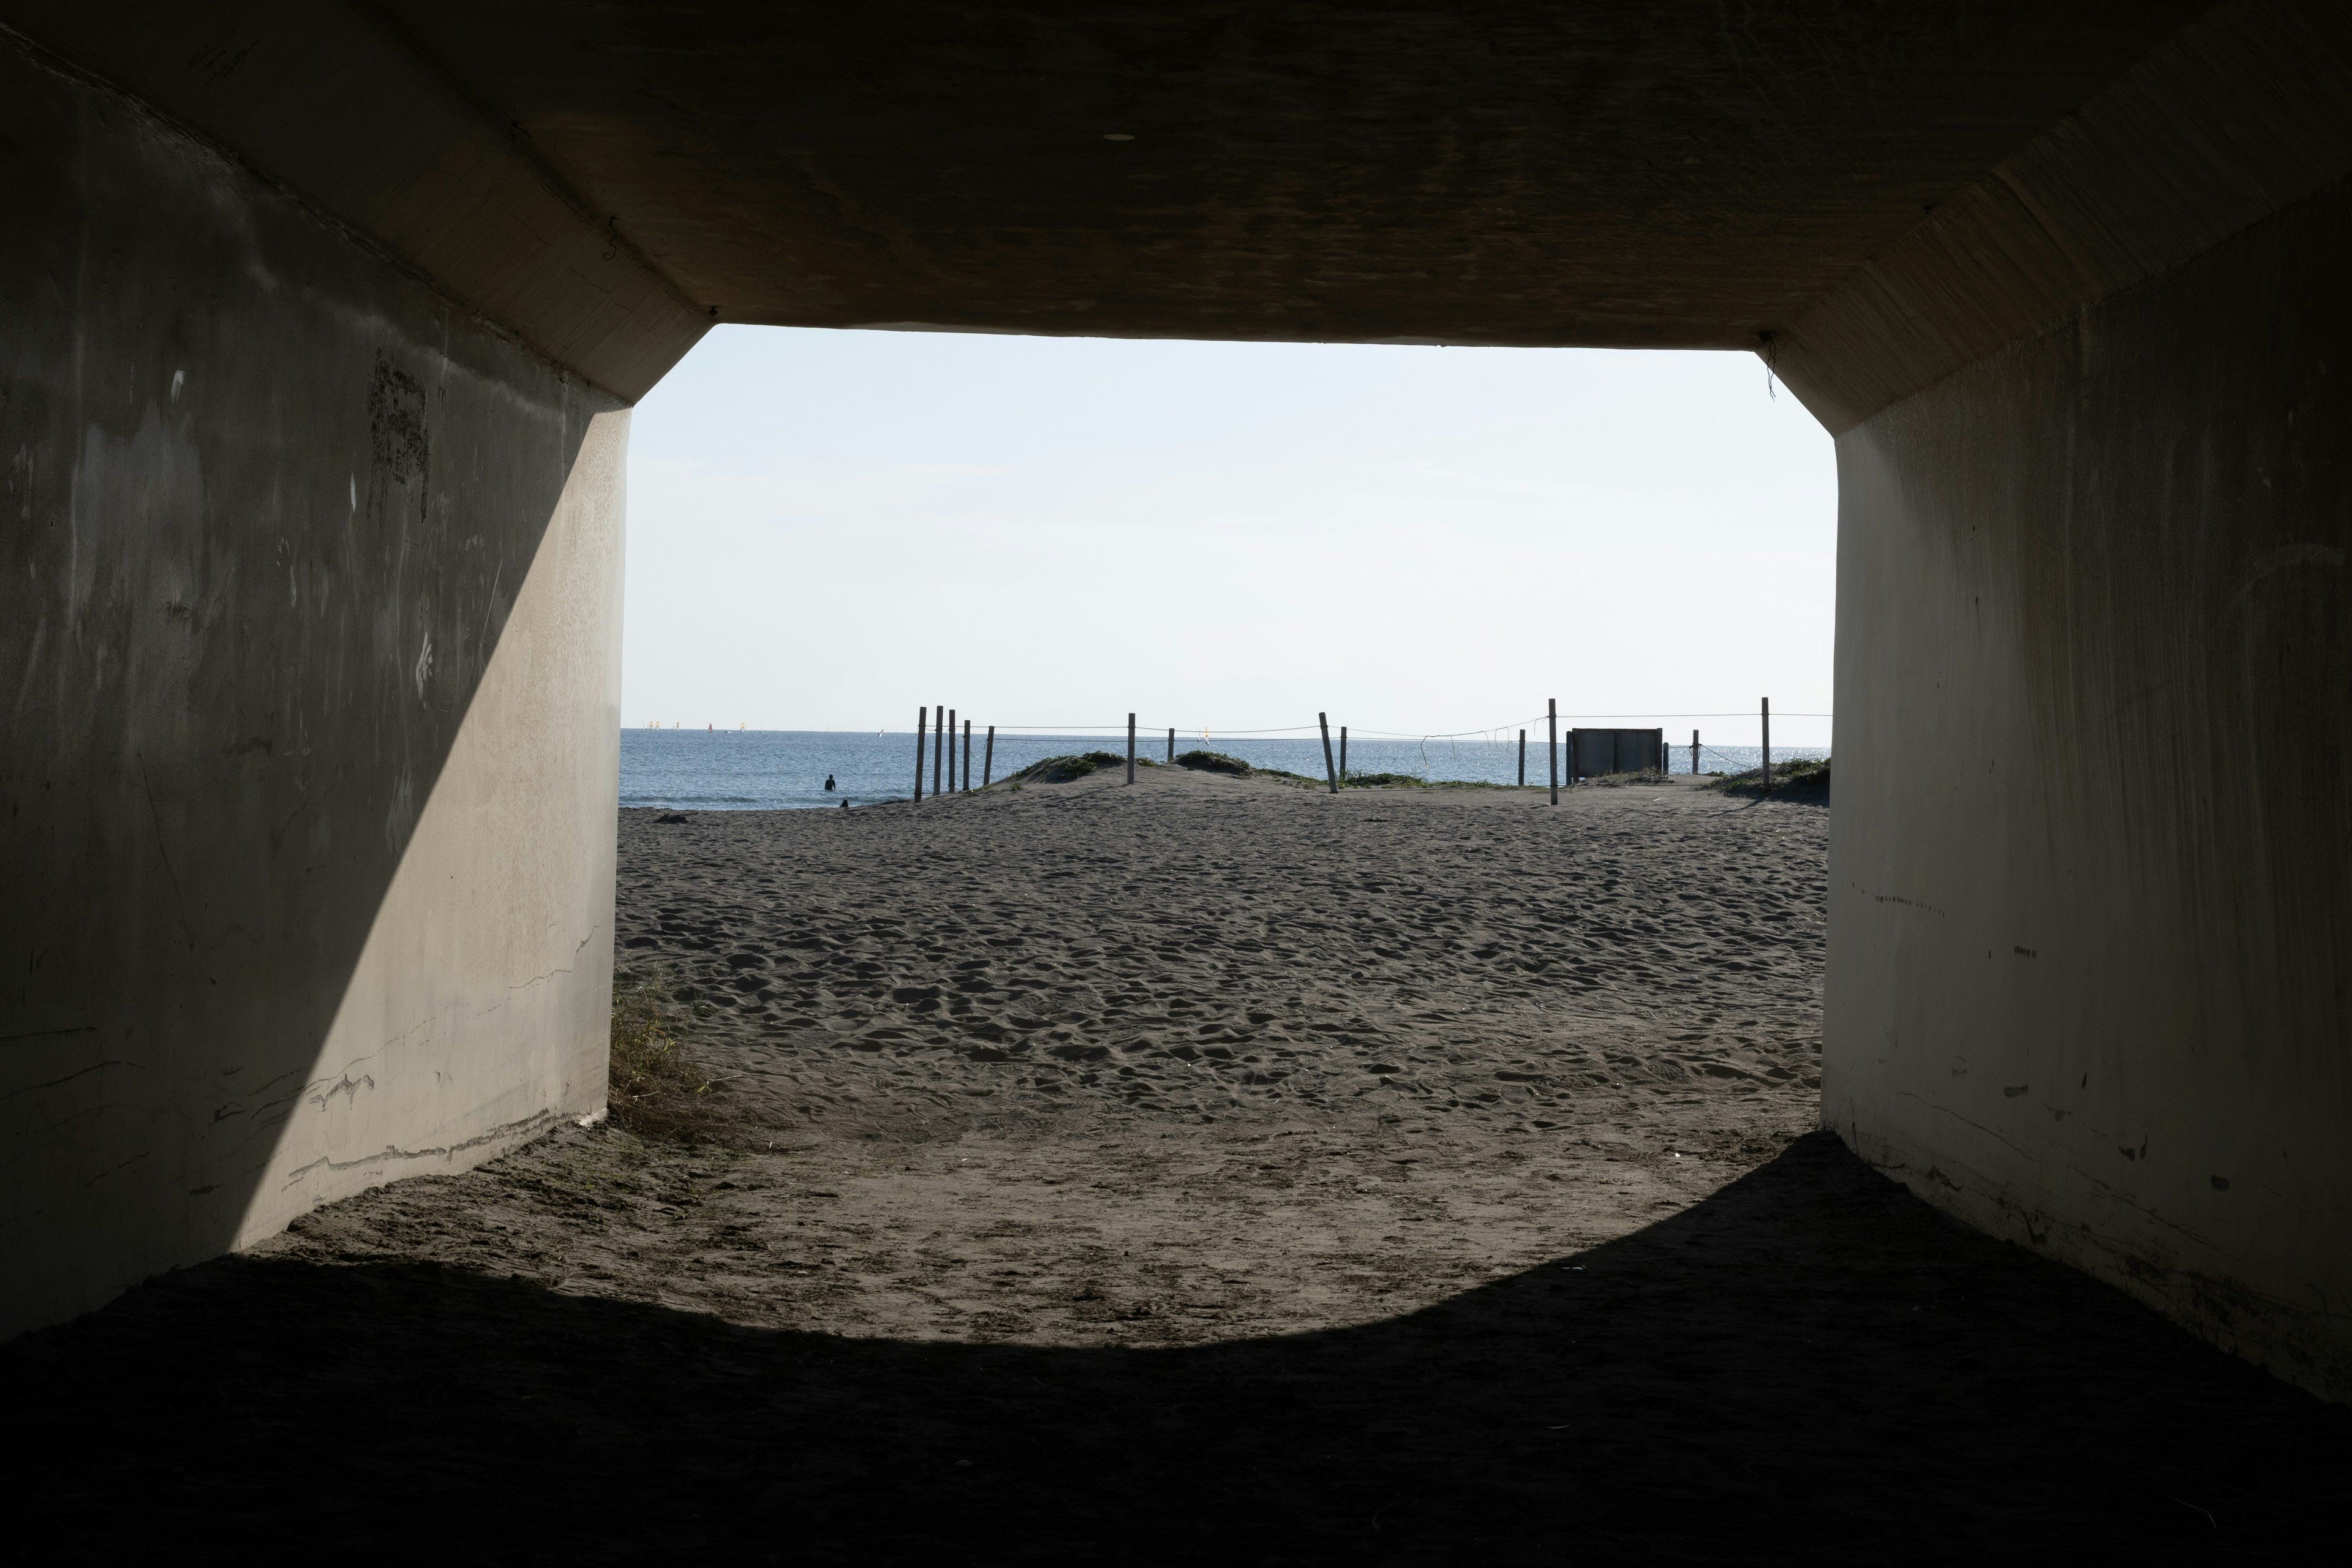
xmin=306 ymin=1072 xmax=375 ymax=1110
xmin=0 ymin=1023 xmax=99 ymax=1046
xmin=79 ymin=1149 xmax=149 ymax=1189
xmin=1882 ymin=1105 xmax=2225 ymax=1256
xmin=275 ymin=1109 xmax=559 ymax=1188
xmin=1 ymin=1058 xmax=140 ymax=1102
xmin=311 ymin=1017 xmax=439 ymax=1084
xmin=508 ymin=927 xmax=599 ymax=993
xmin=1899 ymin=1090 xmax=2037 ymax=1162
xmin=474 ymin=927 xmax=602 ymax=1020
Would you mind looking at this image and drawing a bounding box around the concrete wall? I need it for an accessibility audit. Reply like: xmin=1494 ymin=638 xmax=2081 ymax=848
xmin=0 ymin=39 xmax=625 ymax=1335
xmin=1823 ymin=171 xmax=2352 ymax=1399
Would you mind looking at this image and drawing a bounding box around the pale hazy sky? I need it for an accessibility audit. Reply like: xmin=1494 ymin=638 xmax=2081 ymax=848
xmin=624 ymin=328 xmax=1838 ymax=749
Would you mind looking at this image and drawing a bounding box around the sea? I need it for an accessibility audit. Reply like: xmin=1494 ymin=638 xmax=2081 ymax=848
xmin=619 ymin=729 xmax=1829 ymax=812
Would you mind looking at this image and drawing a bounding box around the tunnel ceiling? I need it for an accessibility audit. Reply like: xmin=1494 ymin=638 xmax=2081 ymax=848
xmin=7 ymin=0 xmax=2229 ymax=392
xmin=383 ymin=1 xmax=2201 ymax=348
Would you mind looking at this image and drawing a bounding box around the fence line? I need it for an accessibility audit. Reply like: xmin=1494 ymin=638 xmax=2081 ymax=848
xmin=641 ymin=712 xmax=1834 ymax=734
xmin=892 ymin=699 xmax=1825 ymax=801
xmin=974 ymin=711 xmax=1831 ymax=737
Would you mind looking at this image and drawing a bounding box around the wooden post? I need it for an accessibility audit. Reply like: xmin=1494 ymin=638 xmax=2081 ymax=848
xmin=1126 ymin=713 xmax=1136 ymax=784
xmin=1761 ymin=697 xmax=1772 ymax=791
xmin=1340 ymin=725 xmax=1348 ymax=783
xmin=933 ymin=706 xmax=944 ymax=797
xmin=962 ymin=719 xmax=971 ymax=792
xmin=1692 ymin=728 xmax=1700 ymax=776
xmin=1318 ymin=712 xmax=1340 ymax=793
xmin=1547 ymin=699 xmax=1558 ymax=805
xmin=947 ymin=708 xmax=957 ymax=791
xmin=1167 ymin=726 xmax=1175 ymax=764
xmin=914 ymin=706 xmax=927 ymax=802
xmin=1518 ymin=728 xmax=1526 ymax=786
xmin=983 ymin=725 xmax=995 ymax=788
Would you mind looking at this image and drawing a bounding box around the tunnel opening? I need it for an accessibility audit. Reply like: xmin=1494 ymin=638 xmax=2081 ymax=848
xmin=584 ymin=320 xmax=1841 ymax=1348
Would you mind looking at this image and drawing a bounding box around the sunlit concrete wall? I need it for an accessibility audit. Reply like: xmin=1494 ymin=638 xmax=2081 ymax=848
xmin=1823 ymin=172 xmax=2352 ymax=1400
xmin=0 ymin=39 xmax=623 ymax=1336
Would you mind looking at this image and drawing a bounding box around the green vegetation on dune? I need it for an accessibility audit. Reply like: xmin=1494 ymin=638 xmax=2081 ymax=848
xmin=1705 ymin=756 xmax=1831 ymax=797
xmin=1005 ymin=754 xmax=1099 ymax=783
xmin=1174 ymin=750 xmax=1321 ymax=786
xmin=1005 ymin=750 xmax=1156 ymax=785
xmin=1175 ymin=749 xmax=1251 ymax=776
xmin=1006 ymin=754 xmax=1097 ymax=783
xmin=1177 ymin=750 xmax=1536 ymax=791
xmin=1043 ymin=747 xmax=1610 ymax=793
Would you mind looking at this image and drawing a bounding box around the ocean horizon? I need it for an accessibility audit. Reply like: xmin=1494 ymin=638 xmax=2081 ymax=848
xmin=619 ymin=728 xmax=1829 ymax=812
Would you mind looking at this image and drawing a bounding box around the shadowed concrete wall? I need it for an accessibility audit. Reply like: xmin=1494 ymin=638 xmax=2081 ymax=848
xmin=1798 ymin=2 xmax=2352 ymax=1403
xmin=1822 ymin=172 xmax=2352 ymax=1399
xmin=0 ymin=39 xmax=625 ymax=1335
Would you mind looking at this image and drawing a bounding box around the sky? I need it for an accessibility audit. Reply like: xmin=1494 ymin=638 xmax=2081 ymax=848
xmin=622 ymin=327 xmax=1838 ymax=750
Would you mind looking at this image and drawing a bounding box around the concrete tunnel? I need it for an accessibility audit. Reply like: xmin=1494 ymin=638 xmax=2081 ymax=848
xmin=2 ymin=2 xmax=2346 ymax=1401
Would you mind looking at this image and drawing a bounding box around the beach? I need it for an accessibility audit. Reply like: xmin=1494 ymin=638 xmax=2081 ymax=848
xmin=12 ymin=767 xmax=2346 ymax=1556
xmin=417 ymin=766 xmax=1826 ymax=1345
xmin=274 ymin=764 xmax=1833 ymax=1346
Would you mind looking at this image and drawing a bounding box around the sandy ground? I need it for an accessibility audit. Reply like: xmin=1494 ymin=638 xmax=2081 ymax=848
xmin=9 ymin=769 xmax=2349 ymax=1560
xmin=281 ymin=767 xmax=1826 ymax=1348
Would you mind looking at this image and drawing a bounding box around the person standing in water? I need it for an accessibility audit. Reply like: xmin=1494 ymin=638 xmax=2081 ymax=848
xmin=824 ymin=774 xmax=836 ymax=792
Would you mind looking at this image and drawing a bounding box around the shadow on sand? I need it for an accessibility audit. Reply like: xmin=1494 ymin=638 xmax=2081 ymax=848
xmin=8 ymin=1133 xmax=2344 ymax=1561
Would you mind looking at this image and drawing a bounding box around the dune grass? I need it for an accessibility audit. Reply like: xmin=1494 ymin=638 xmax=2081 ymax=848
xmin=1178 ymin=750 xmax=1543 ymax=791
xmin=1006 ymin=750 xmax=1158 ymax=785
xmin=1175 ymin=749 xmax=1252 ymax=776
xmin=608 ymin=968 xmax=718 ymax=1140
xmin=1705 ymin=756 xmax=1831 ymax=797
xmin=1175 ymin=749 xmax=1341 ymax=788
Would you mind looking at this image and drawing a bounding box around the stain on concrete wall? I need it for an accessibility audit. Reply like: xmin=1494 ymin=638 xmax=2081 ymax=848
xmin=1825 ymin=172 xmax=2352 ymax=1399
xmin=0 ymin=39 xmax=622 ymax=1335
